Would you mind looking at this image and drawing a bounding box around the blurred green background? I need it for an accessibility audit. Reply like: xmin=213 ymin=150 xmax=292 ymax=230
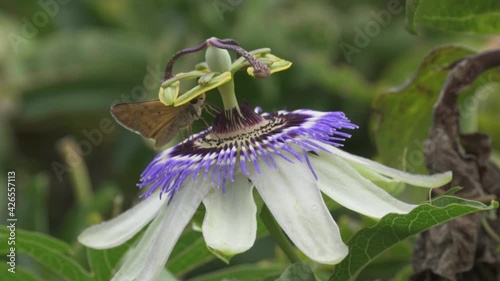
xmin=1 ymin=0 xmax=499 ymax=280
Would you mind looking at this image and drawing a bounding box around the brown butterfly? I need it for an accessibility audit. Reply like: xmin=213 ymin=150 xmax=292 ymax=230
xmin=111 ymin=94 xmax=206 ymax=148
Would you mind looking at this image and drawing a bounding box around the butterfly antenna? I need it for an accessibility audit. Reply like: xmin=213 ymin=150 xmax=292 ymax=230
xmin=198 ymin=115 xmax=211 ymax=129
xmin=204 ymin=103 xmax=222 ymax=117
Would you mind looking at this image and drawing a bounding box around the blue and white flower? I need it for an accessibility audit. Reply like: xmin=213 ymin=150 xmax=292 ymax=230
xmin=78 ymin=40 xmax=452 ymax=281
xmin=78 ymin=104 xmax=451 ymax=281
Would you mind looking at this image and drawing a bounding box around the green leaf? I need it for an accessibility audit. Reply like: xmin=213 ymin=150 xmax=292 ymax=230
xmin=441 ymin=186 xmax=463 ymax=196
xmin=477 ymin=83 xmax=500 ymax=152
xmin=85 ymin=236 xmax=138 ymax=281
xmin=86 ymin=249 xmax=112 ymax=281
xmin=371 ymin=45 xmax=476 ymax=174
xmin=330 ymin=196 xmax=498 ymax=281
xmin=0 ymin=263 xmax=43 ymax=281
xmin=276 ymin=263 xmax=316 ymax=281
xmin=0 ymin=225 xmax=136 ymax=281
xmin=190 ymin=264 xmax=286 ymax=281
xmin=207 ymin=246 xmax=232 ymax=264
xmin=167 ymin=228 xmax=214 ymax=275
xmin=356 ymin=241 xmax=412 ymax=280
xmin=0 ymin=226 xmax=91 ymax=281
xmin=406 ymin=0 xmax=500 ymax=34
xmin=58 ymin=184 xmax=120 ymax=242
xmin=22 ymin=172 xmax=50 ymax=233
xmin=392 ymin=265 xmax=414 ymax=281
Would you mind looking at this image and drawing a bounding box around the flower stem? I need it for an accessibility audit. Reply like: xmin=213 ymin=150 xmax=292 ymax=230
xmin=260 ymin=205 xmax=302 ymax=264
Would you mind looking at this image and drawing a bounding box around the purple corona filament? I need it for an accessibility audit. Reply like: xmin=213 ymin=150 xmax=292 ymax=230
xmin=138 ymin=104 xmax=358 ymax=200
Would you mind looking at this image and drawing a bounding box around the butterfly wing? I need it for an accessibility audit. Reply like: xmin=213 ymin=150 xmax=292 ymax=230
xmin=110 ymin=99 xmax=185 ymax=147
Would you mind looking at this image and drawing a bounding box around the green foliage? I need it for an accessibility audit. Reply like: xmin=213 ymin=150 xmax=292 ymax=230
xmin=371 ymin=45 xmax=476 ymax=173
xmin=57 ymin=184 xmax=120 ymax=242
xmin=190 ymin=264 xmax=286 ymax=281
xmin=8 ymin=182 xmax=495 ymax=281
xmin=169 ymin=209 xmax=270 ymax=274
xmin=0 ymin=226 xmax=139 ymax=281
xmin=0 ymin=227 xmax=91 ymax=281
xmin=0 ymin=263 xmax=42 ymax=281
xmin=330 ymin=196 xmax=498 ymax=281
xmin=372 ymin=44 xmax=500 ymax=177
xmin=167 ymin=228 xmax=215 ymax=275
xmin=10 ymin=31 xmax=150 ymax=122
xmin=1 ymin=1 xmax=499 ymax=280
xmin=476 ymin=83 xmax=500 ymax=153
xmin=406 ymin=0 xmax=500 ymax=34
xmin=0 ymin=223 xmax=273 ymax=280
xmin=276 ymin=263 xmax=316 ymax=281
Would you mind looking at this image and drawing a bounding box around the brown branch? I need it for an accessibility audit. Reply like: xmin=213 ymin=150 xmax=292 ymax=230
xmin=433 ymin=49 xmax=500 ymax=136
xmin=413 ymin=48 xmax=500 ymax=281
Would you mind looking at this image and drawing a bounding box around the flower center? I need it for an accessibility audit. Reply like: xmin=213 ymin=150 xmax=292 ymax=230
xmin=170 ymin=104 xmax=285 ymax=156
xmin=139 ymin=104 xmax=357 ymax=199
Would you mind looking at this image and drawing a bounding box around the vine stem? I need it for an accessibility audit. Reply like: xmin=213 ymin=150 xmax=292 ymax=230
xmin=163 ymin=37 xmax=271 ymax=80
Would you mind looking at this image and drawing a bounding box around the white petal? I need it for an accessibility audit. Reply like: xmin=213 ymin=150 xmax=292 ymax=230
xmin=78 ymin=190 xmax=166 ymax=249
xmin=137 ymin=179 xmax=211 ymax=281
xmin=313 ymin=151 xmax=416 ymax=218
xmin=322 ymin=145 xmax=452 ymax=188
xmin=348 ymin=161 xmax=396 ymax=183
xmin=111 ymin=196 xmax=170 ymax=281
xmin=247 ymin=158 xmax=348 ymax=264
xmin=202 ymin=174 xmax=257 ymax=256
xmin=348 ymin=161 xmax=404 ymax=194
